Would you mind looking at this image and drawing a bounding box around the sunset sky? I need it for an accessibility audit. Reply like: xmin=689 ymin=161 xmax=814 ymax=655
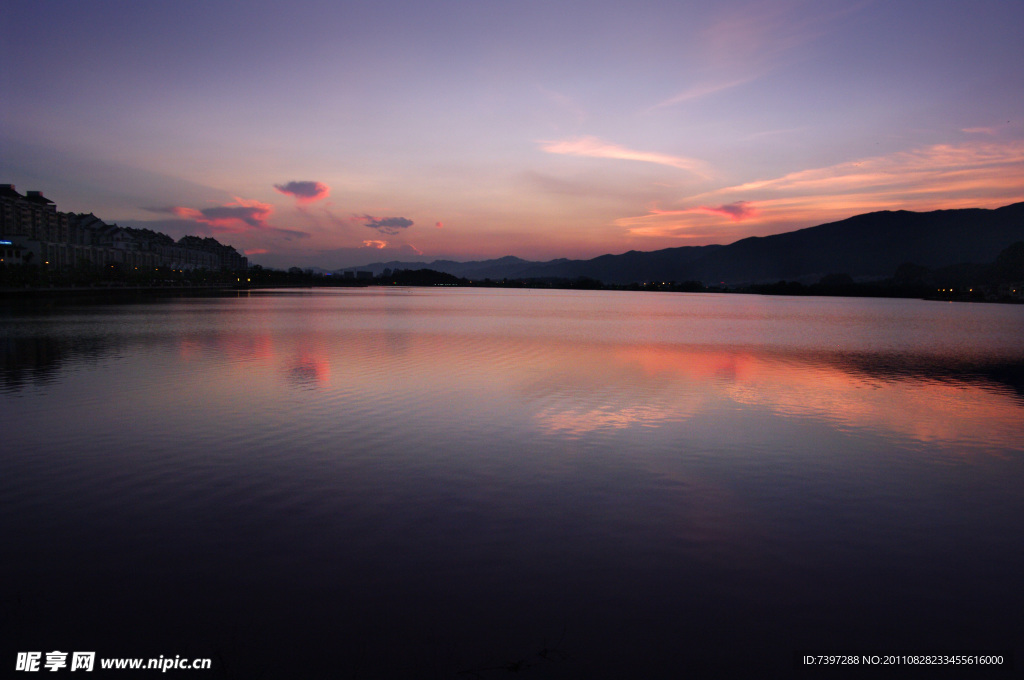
xmin=2 ymin=0 xmax=1023 ymax=269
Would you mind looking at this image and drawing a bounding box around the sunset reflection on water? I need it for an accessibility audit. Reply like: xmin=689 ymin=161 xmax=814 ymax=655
xmin=2 ymin=289 xmax=1022 ymax=678
xmin=153 ymin=320 xmax=1020 ymax=452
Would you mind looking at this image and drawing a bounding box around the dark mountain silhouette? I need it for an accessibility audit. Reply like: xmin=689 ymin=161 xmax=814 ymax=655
xmin=345 ymin=203 xmax=1024 ymax=285
xmin=354 ymin=255 xmax=539 ymax=280
xmin=686 ymin=202 xmax=1024 ymax=284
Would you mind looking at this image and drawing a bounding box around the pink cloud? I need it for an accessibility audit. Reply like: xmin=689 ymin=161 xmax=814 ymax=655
xmin=362 ymin=240 xmax=388 ymax=249
xmin=245 ymin=248 xmax=269 ymax=255
xmin=538 ymin=136 xmax=711 ymax=177
xmin=171 ymin=197 xmax=273 ymax=233
xmin=274 ymin=181 xmax=330 ymax=203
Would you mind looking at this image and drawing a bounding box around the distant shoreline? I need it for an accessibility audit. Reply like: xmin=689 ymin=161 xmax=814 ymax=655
xmin=0 ymin=283 xmax=244 ymax=300
xmin=2 ymin=280 xmax=1021 ymax=306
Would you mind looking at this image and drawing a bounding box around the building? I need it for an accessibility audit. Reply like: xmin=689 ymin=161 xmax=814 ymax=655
xmin=0 ymin=239 xmax=26 ymax=265
xmin=0 ymin=185 xmax=247 ymax=272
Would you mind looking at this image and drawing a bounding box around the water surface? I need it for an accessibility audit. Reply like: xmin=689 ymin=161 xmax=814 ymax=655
xmin=2 ymin=289 xmax=1022 ymax=677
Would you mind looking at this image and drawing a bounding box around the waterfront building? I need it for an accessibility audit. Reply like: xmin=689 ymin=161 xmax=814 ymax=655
xmin=0 ymin=185 xmax=247 ymax=272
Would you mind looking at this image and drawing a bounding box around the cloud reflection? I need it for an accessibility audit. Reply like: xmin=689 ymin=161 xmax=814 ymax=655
xmin=522 ymin=342 xmax=1023 ymax=453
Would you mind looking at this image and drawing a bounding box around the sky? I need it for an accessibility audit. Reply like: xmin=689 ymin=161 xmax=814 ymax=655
xmin=2 ymin=0 xmax=1023 ymax=270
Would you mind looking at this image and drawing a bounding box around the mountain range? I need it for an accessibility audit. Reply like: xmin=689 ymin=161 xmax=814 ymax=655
xmin=343 ymin=203 xmax=1024 ymax=285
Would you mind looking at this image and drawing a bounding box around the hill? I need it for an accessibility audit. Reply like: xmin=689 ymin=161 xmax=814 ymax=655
xmin=345 ymin=203 xmax=1024 ymax=285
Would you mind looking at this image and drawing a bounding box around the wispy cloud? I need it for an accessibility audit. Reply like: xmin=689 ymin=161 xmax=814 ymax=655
xmin=620 ymin=201 xmax=757 ymax=228
xmin=538 ymin=85 xmax=588 ymax=124
xmin=655 ymin=77 xmax=754 ymax=108
xmin=362 ymin=240 xmax=388 ymax=249
xmin=539 ymin=136 xmax=711 ymax=177
xmin=269 ymin=226 xmax=312 ymax=240
xmin=274 ymin=180 xmax=330 ymax=203
xmin=718 ymin=142 xmax=1024 ymax=198
xmin=615 ymin=204 xmax=759 ymax=241
xmin=656 ymin=1 xmax=869 ymax=109
xmin=616 ymin=141 xmax=1024 ymax=241
xmin=704 ymin=0 xmax=867 ymax=69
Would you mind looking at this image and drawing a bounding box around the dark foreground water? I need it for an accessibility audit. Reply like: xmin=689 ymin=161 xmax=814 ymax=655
xmin=2 ymin=288 xmax=1022 ymax=678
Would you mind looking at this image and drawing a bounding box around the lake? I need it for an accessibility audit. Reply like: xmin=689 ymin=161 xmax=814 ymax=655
xmin=2 ymin=288 xmax=1022 ymax=678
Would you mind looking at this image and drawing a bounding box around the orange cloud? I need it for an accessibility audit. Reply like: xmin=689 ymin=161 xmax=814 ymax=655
xmin=614 ymin=203 xmax=759 ymax=240
xmin=363 ymin=240 xmax=388 ymax=249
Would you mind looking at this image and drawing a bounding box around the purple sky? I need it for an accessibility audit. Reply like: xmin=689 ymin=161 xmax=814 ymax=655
xmin=2 ymin=0 xmax=1022 ymax=269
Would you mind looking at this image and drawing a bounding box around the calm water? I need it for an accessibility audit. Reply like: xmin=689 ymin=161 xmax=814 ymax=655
xmin=2 ymin=288 xmax=1023 ymax=678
